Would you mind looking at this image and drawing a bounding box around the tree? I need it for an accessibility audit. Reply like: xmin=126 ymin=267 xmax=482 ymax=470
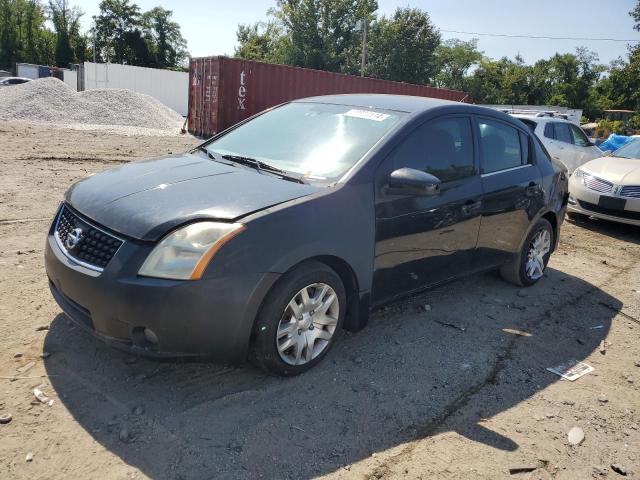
xmin=0 ymin=0 xmax=54 ymax=69
xmin=48 ymin=0 xmax=83 ymax=67
xmin=93 ymin=0 xmax=142 ymax=63
xmin=433 ymin=38 xmax=482 ymax=90
xmin=235 ymin=0 xmax=377 ymax=73
xmin=141 ymin=7 xmax=188 ymax=68
xmin=234 ymin=21 xmax=289 ymax=63
xmin=366 ymin=7 xmax=440 ymax=84
xmin=631 ymin=0 xmax=640 ymax=31
xmin=275 ymin=0 xmax=377 ymax=72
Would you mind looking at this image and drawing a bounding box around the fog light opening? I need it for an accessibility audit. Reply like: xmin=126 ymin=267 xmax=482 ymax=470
xmin=143 ymin=328 xmax=159 ymax=345
xmin=131 ymin=326 xmax=159 ymax=350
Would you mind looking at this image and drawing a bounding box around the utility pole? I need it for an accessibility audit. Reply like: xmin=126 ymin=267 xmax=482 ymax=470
xmin=360 ymin=19 xmax=368 ymax=77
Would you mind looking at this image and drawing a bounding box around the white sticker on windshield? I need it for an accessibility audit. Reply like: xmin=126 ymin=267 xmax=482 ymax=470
xmin=344 ymin=109 xmax=390 ymax=122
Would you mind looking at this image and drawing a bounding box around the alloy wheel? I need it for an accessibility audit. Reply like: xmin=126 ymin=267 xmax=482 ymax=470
xmin=276 ymin=283 xmax=339 ymax=366
xmin=525 ymin=229 xmax=551 ymax=280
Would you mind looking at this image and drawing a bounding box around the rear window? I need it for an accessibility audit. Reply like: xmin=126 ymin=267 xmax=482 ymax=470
xmin=554 ymin=123 xmax=572 ymax=144
xmin=478 ymin=119 xmax=524 ymax=173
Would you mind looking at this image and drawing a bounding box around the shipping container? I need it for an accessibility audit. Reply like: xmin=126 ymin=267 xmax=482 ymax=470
xmin=188 ymin=57 xmax=471 ymax=137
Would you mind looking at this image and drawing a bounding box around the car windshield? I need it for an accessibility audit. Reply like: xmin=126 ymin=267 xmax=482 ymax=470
xmin=204 ymin=102 xmax=405 ymax=181
xmin=612 ymin=138 xmax=640 ymax=159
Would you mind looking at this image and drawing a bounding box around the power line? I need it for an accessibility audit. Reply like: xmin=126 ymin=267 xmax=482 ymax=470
xmin=441 ymin=29 xmax=639 ymax=43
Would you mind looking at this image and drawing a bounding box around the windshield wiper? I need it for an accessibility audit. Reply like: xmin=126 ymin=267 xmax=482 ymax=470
xmin=221 ymin=154 xmax=307 ymax=184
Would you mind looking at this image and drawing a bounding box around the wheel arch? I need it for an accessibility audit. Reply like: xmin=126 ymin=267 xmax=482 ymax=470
xmin=250 ymin=254 xmax=365 ymax=342
xmin=541 ymin=210 xmax=558 ymax=251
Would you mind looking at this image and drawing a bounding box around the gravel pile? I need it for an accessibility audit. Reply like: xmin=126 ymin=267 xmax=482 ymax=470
xmin=0 ymin=77 xmax=184 ymax=134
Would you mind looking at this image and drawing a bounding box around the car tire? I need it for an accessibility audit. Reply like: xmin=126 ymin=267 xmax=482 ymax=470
xmin=251 ymin=261 xmax=346 ymax=376
xmin=500 ymin=218 xmax=554 ymax=287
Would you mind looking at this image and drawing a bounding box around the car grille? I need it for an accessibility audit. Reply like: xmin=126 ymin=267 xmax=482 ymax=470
xmin=620 ymin=185 xmax=640 ymax=198
xmin=583 ymin=174 xmax=613 ymax=194
xmin=578 ymin=200 xmax=640 ymax=221
xmin=54 ymin=205 xmax=123 ymax=271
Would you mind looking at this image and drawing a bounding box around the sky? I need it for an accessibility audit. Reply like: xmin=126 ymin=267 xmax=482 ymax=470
xmin=71 ymin=0 xmax=639 ymax=65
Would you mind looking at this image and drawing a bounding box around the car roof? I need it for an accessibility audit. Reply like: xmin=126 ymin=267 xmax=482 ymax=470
xmin=292 ymin=94 xmax=528 ymax=128
xmin=511 ymin=114 xmax=570 ymax=123
xmin=294 ymin=94 xmax=468 ymax=114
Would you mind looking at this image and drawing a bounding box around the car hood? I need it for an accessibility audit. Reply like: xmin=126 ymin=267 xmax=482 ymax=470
xmin=581 ymin=156 xmax=640 ymax=185
xmin=66 ymin=153 xmax=320 ymax=241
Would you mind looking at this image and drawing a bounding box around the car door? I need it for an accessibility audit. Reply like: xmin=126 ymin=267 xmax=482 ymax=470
xmin=569 ymin=123 xmax=602 ymax=168
xmin=475 ymin=117 xmax=544 ymax=268
xmin=550 ymin=122 xmax=583 ymax=173
xmin=372 ymin=115 xmax=482 ymax=304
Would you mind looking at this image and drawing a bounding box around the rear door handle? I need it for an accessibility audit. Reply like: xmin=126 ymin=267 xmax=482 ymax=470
xmin=461 ymin=200 xmax=481 ymax=215
xmin=526 ymin=182 xmax=539 ymax=196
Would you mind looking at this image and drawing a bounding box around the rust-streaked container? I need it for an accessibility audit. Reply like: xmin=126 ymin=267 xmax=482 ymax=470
xmin=188 ymin=57 xmax=471 ymax=137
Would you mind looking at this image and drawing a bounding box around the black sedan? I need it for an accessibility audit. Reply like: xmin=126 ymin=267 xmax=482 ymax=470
xmin=45 ymin=95 xmax=568 ymax=375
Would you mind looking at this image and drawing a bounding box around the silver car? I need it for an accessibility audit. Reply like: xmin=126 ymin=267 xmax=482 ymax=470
xmin=568 ymin=139 xmax=640 ymax=226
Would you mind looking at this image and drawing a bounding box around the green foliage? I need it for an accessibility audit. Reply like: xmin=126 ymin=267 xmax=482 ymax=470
xmin=596 ymin=119 xmax=624 ymax=137
xmin=93 ymin=0 xmax=188 ymax=68
xmin=48 ymin=0 xmax=84 ymax=67
xmin=141 ymin=7 xmax=188 ymax=68
xmin=366 ymin=7 xmax=441 ymax=84
xmin=0 ymin=0 xmax=55 ymax=69
xmin=433 ymin=39 xmax=482 ymax=91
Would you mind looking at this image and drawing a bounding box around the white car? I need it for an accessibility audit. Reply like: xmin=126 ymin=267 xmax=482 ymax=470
xmin=0 ymin=76 xmax=31 ymax=86
xmin=513 ymin=114 xmax=602 ymax=174
xmin=568 ymin=139 xmax=640 ymax=226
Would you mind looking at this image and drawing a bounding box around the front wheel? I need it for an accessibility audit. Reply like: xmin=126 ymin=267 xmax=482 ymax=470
xmin=251 ymin=261 xmax=346 ymax=376
xmin=500 ymin=218 xmax=553 ymax=287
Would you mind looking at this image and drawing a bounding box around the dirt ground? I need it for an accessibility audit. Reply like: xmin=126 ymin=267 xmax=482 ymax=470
xmin=0 ymin=121 xmax=639 ymax=480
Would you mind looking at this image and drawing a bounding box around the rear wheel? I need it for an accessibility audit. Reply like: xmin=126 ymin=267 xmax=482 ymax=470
xmin=251 ymin=261 xmax=346 ymax=376
xmin=500 ymin=218 xmax=553 ymax=287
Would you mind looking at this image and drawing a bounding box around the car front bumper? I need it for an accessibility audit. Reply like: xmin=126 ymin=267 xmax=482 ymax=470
xmin=568 ymin=176 xmax=640 ymax=227
xmin=44 ymin=227 xmax=279 ymax=361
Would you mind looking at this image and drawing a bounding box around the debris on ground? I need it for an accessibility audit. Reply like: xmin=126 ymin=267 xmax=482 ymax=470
xmin=0 ymin=413 xmax=12 ymax=424
xmin=600 ymin=340 xmax=607 ymax=354
xmin=547 ymin=360 xmax=594 ymax=381
xmin=502 ymin=328 xmax=532 ymax=337
xmin=611 ymin=463 xmax=628 ymax=476
xmin=119 ymin=428 xmax=131 ymax=443
xmin=13 ymin=352 xmax=23 ymax=358
xmin=25 ymin=452 xmax=33 ymax=462
xmin=35 ymin=325 xmax=49 ymax=332
xmin=0 ymin=78 xmax=183 ymax=134
xmin=16 ymin=362 xmax=35 ymax=374
xmin=433 ymin=319 xmax=466 ymax=332
xmin=567 ymin=426 xmax=585 ymax=445
xmin=32 ymin=388 xmax=54 ymax=407
xmin=598 ymin=394 xmax=609 ymax=403
xmin=40 ymin=352 xmax=51 ymax=359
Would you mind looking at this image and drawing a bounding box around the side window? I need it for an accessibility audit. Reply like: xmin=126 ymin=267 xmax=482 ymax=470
xmin=478 ymin=119 xmax=524 ymax=173
xmin=554 ymin=123 xmax=572 ymax=144
xmin=392 ymin=116 xmax=475 ymax=182
xmin=569 ymin=124 xmax=589 ymax=147
xmin=544 ymin=123 xmax=555 ymax=139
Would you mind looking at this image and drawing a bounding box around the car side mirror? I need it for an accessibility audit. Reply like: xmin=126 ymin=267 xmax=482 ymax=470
xmin=388 ymin=168 xmax=441 ymax=196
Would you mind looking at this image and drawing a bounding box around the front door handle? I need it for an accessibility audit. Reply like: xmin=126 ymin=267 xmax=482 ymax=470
xmin=461 ymin=200 xmax=481 ymax=215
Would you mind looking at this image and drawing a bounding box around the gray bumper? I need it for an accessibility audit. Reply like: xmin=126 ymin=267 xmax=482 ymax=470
xmin=45 ymin=232 xmax=279 ymax=361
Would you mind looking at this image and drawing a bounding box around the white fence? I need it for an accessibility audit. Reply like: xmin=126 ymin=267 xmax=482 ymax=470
xmin=63 ymin=69 xmax=77 ymax=90
xmin=83 ymin=62 xmax=188 ymax=116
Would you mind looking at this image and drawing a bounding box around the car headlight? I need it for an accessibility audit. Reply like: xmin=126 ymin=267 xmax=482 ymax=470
xmin=138 ymin=222 xmax=245 ymax=280
xmin=573 ymin=168 xmax=587 ymax=184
